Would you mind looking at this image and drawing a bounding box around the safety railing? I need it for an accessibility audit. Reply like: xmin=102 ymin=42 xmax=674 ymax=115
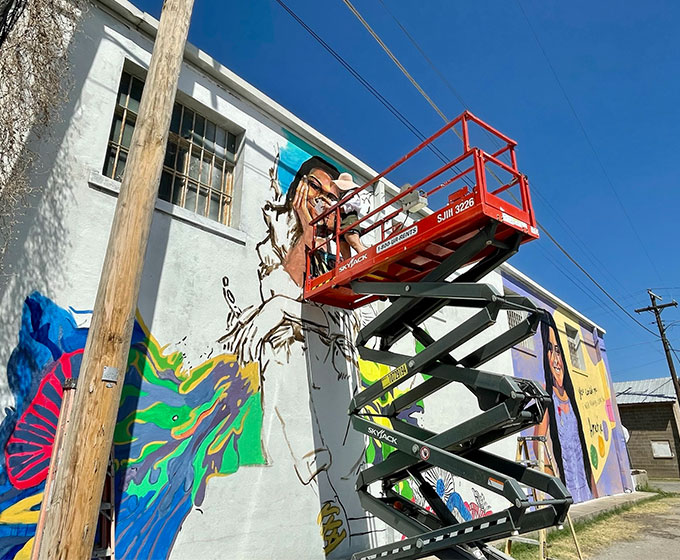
xmin=305 ymin=111 xmax=536 ymax=283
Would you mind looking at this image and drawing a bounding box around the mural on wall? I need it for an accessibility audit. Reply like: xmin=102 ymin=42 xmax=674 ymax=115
xmin=357 ymin=338 xmax=494 ymax=525
xmin=505 ymin=278 xmax=632 ymax=503
xmin=215 ymin=134 xmax=377 ymax=557
xmin=0 ymin=292 xmax=265 ymax=560
xmin=0 ymin=128 xmax=502 ymax=560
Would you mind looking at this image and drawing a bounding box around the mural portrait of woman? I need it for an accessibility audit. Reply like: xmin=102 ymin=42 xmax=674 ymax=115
xmin=534 ymin=313 xmax=596 ymax=503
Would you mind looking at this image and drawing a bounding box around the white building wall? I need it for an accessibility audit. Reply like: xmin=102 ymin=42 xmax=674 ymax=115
xmin=0 ymin=2 xmax=531 ymax=560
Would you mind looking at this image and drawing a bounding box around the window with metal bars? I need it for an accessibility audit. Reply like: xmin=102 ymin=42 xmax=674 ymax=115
xmin=103 ymin=71 xmax=238 ymax=225
xmin=507 ymin=309 xmax=535 ymax=352
xmin=565 ymin=325 xmax=584 ymax=370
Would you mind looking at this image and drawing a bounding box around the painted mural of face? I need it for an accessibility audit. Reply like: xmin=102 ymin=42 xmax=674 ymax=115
xmin=547 ymin=327 xmax=564 ymax=390
xmin=306 ymin=168 xmax=339 ymax=223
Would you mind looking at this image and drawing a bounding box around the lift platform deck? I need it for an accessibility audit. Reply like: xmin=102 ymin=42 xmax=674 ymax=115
xmin=304 ymin=111 xmax=538 ymax=309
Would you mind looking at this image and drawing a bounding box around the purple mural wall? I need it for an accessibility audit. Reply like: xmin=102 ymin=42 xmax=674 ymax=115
xmin=503 ymin=273 xmax=632 ymax=502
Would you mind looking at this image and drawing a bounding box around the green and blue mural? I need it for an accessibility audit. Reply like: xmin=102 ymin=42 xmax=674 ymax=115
xmin=0 ymin=292 xmax=265 ymax=559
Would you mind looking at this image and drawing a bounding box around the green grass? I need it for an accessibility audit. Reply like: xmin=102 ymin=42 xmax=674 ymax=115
xmin=505 ymin=492 xmax=675 ymax=560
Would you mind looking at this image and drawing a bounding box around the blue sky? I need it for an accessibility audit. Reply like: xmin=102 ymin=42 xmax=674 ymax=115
xmin=132 ymin=0 xmax=680 ymax=382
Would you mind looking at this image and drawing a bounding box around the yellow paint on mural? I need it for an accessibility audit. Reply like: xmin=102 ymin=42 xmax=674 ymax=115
xmin=317 ymin=500 xmax=347 ymax=556
xmin=0 ymin=492 xmax=42 ymax=524
xmin=553 ymin=311 xmax=614 ymax=481
xmin=358 ymin=359 xmax=396 ymax=431
xmin=14 ymin=538 xmax=33 ymax=560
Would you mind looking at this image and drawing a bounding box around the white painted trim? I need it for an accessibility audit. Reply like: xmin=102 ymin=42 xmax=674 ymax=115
xmin=87 ymin=170 xmax=247 ymax=245
xmin=501 ymin=262 xmax=606 ymax=335
xmin=94 ymin=0 xmax=395 ymax=192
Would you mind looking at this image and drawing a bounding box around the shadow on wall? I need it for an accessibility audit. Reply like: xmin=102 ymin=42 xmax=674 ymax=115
xmin=301 ymin=302 xmax=372 ymax=557
xmin=0 ymin=7 xmax=179 ymax=405
xmin=0 ymin=5 xmax=98 ymax=390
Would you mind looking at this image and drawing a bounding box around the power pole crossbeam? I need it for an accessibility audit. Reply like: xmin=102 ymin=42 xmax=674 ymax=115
xmin=635 ymin=290 xmax=680 ymax=407
xmin=36 ymin=1 xmax=194 ymax=558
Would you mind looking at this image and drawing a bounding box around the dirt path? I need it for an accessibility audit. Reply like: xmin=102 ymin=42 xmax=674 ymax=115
xmin=578 ymin=496 xmax=680 ymax=559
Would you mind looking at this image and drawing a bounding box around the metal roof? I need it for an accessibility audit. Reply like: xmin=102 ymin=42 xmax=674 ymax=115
xmin=614 ymin=377 xmax=678 ymax=404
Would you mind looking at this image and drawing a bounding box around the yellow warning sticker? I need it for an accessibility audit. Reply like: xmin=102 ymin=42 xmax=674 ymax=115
xmin=381 ymin=363 xmax=409 ymax=389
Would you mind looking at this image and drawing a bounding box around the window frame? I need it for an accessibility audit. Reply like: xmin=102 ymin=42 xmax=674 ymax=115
xmin=564 ymin=324 xmax=585 ymax=371
xmin=103 ymin=69 xmax=240 ymax=227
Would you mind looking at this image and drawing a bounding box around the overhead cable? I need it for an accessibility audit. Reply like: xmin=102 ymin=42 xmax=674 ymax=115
xmin=272 ymin=0 xmax=449 ymax=166
xmin=274 ymin=0 xmax=475 ymax=185
xmin=515 ymin=0 xmax=663 ymax=283
xmin=376 ymin=0 xmax=634 ymax=301
xmin=341 ymin=0 xmax=658 ymax=337
xmin=340 ymin=0 xmax=449 ymax=122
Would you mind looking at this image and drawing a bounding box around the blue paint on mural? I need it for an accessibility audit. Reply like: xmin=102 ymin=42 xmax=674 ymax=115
xmin=0 ymin=293 xmax=264 ymax=559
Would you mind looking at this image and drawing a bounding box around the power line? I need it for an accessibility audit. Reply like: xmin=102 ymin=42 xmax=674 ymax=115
xmin=341 ymin=0 xmax=659 ymax=337
xmin=539 ymin=225 xmax=658 ymax=336
xmin=376 ymin=0 xmax=468 ymax=109
xmin=606 ymin=339 xmax=659 ymax=352
xmin=375 ymin=0 xmax=635 ymax=302
xmin=275 ymin=0 xmax=480 ymax=189
xmin=515 ymin=0 xmax=663 ymax=283
xmin=341 ymin=0 xmax=449 ymax=121
xmin=273 ymin=0 xmax=453 ymax=167
xmin=279 ymin=0 xmax=657 ymax=338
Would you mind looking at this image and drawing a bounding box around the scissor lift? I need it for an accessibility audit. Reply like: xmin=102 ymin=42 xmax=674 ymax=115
xmin=304 ymin=112 xmax=572 ymax=560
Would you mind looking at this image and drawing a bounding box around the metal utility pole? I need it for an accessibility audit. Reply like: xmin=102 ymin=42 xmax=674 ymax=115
xmin=635 ymin=290 xmax=680 ymax=406
xmin=36 ymin=0 xmax=194 ymax=558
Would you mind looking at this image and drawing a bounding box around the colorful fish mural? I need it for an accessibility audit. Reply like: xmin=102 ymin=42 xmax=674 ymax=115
xmin=0 ymin=292 xmax=265 ymax=559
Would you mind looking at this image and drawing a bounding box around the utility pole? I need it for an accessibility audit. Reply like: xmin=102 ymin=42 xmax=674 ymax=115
xmin=36 ymin=1 xmax=194 ymax=558
xmin=635 ymin=290 xmax=680 ymax=406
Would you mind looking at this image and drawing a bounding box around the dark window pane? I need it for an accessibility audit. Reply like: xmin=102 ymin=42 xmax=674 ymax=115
xmin=128 ymin=77 xmax=144 ymax=113
xmin=164 ymin=140 xmax=178 ymax=168
xmin=158 ymin=171 xmax=172 ymax=202
xmin=205 ymin=121 xmax=215 ymax=152
xmin=172 ymin=176 xmax=184 ymax=206
xmin=189 ymin=149 xmax=200 ymax=180
xmin=117 ymin=72 xmax=131 ymax=108
xmin=209 ymin=193 xmax=221 ymax=221
xmin=114 ymin=150 xmax=127 ymax=182
xmin=194 ymin=114 xmax=205 ymax=138
xmin=211 ymin=162 xmax=223 ymax=190
xmin=185 ymin=182 xmax=198 ymax=212
xmin=170 ymin=103 xmax=182 ymax=134
xmin=121 ymin=120 xmax=135 ymax=148
xmin=103 ymin=147 xmax=117 ymax=178
xmin=109 ymin=115 xmax=123 ymax=144
xmin=201 ymin=156 xmax=212 ymax=184
xmin=176 ymin=146 xmax=188 ymax=174
xmin=227 ymin=132 xmax=237 ymax=154
xmin=181 ymin=108 xmax=193 ymax=139
xmin=197 ymin=187 xmax=208 ymax=216
xmin=215 ymin=127 xmax=226 ymax=159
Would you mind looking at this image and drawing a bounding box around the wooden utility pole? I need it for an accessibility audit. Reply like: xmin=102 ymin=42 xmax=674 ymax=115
xmin=635 ymin=290 xmax=680 ymax=406
xmin=36 ymin=1 xmax=194 ymax=558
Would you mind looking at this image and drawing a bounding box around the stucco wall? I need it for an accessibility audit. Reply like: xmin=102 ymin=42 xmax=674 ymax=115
xmin=502 ymin=271 xmax=633 ymax=501
xmin=0 ymin=2 xmax=629 ymax=560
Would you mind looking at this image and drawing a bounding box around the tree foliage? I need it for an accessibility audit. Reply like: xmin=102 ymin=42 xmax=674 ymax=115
xmin=0 ymin=0 xmax=83 ymax=267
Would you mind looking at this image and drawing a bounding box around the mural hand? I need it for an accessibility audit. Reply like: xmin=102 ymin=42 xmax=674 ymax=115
xmin=293 ymin=176 xmax=314 ymax=234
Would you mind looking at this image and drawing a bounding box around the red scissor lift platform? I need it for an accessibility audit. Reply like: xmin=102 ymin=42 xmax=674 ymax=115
xmin=304 ymin=111 xmax=538 ymax=309
xmin=306 ymin=114 xmax=573 ymax=560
